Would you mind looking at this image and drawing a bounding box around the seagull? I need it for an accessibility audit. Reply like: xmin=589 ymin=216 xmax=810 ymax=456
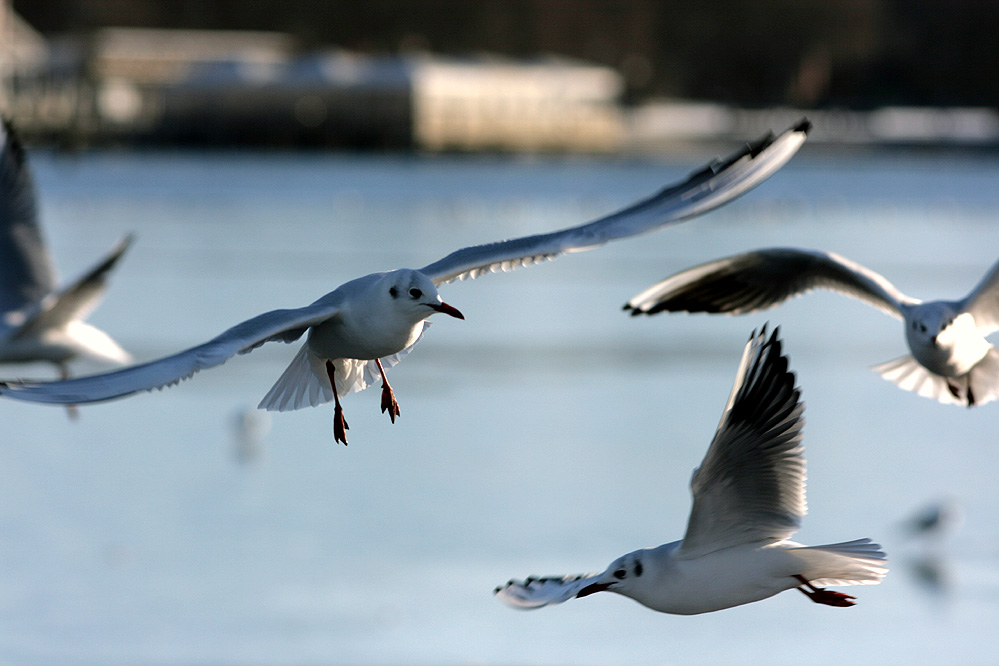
xmin=623 ymin=247 xmax=999 ymax=406
xmin=898 ymin=498 xmax=964 ymax=542
xmin=0 ymin=116 xmax=132 ymax=416
xmin=495 ymin=326 xmax=887 ymax=615
xmin=0 ymin=121 xmax=810 ymax=444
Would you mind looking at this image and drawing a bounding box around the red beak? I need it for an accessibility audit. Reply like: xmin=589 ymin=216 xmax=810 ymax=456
xmin=429 ymin=301 xmax=464 ymax=320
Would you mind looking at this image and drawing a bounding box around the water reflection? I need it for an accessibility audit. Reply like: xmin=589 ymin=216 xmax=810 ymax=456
xmin=2 ymin=149 xmax=999 ymax=665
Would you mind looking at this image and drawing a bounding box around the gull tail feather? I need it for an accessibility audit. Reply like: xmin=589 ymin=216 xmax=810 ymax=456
xmin=256 ymin=323 xmax=430 ymax=412
xmin=789 ymin=538 xmax=888 ymax=587
xmin=494 ymin=573 xmax=601 ymax=610
xmin=258 ymin=344 xmax=333 ymax=412
xmin=872 ymin=355 xmax=965 ymax=405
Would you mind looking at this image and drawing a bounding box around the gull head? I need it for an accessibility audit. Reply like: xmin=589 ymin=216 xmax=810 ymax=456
xmin=575 ymin=550 xmax=649 ymax=600
xmin=383 ymin=269 xmax=464 ymax=322
xmin=907 ymin=305 xmax=988 ymax=375
xmin=907 ymin=304 xmax=955 ymax=349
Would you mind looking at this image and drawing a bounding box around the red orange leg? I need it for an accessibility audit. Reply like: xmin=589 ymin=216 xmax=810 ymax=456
xmin=375 ymin=359 xmax=401 ymax=423
xmin=326 ymin=361 xmax=349 ymax=445
xmin=794 ymin=575 xmax=856 ymax=607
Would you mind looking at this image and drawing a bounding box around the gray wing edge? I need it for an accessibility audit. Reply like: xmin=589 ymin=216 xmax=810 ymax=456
xmin=420 ymin=119 xmax=811 ymax=286
xmin=961 ymin=256 xmax=999 ymax=334
xmin=0 ymin=115 xmax=54 ymax=312
xmin=0 ymin=303 xmax=340 ymax=404
xmin=624 ymin=247 xmax=912 ymax=319
xmin=13 ymin=234 xmax=134 ymax=337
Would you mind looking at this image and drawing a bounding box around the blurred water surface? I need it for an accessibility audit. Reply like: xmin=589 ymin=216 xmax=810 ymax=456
xmin=2 ymin=146 xmax=998 ymax=665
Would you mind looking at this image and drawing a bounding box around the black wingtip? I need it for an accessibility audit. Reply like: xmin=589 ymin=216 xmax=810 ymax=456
xmin=746 ymin=131 xmax=778 ymax=158
xmin=745 ymin=117 xmax=811 ymax=158
xmin=749 ymin=322 xmax=782 ymax=349
xmin=1 ymin=115 xmax=29 ymax=168
xmin=118 ymin=232 xmax=137 ymax=251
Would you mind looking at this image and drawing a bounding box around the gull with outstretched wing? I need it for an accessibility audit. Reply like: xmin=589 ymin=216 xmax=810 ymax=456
xmin=1 ymin=121 xmax=810 ymax=444
xmin=496 ymin=326 xmax=887 ymax=614
xmin=0 ymin=117 xmax=132 ymax=417
xmin=625 ymin=247 xmax=999 ymax=406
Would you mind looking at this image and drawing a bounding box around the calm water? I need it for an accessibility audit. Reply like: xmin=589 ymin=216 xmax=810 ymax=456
xmin=2 ymin=146 xmax=998 ymax=665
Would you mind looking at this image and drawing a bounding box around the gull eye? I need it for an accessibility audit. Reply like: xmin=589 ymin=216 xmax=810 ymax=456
xmin=613 ymin=569 xmax=626 ymax=580
xmin=409 ymin=288 xmax=423 ymax=299
xmin=389 ymin=287 xmax=399 ymax=298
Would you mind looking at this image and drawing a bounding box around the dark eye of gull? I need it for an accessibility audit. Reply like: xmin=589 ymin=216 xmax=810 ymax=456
xmin=389 ymin=287 xmax=399 ymax=298
xmin=613 ymin=569 xmax=626 ymax=580
xmin=410 ymin=288 xmax=423 ymax=299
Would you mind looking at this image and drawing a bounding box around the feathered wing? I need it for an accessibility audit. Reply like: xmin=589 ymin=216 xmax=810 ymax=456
xmin=678 ymin=326 xmax=806 ymax=559
xmin=13 ymin=235 xmax=133 ymax=338
xmin=0 ymin=116 xmax=55 ymax=314
xmin=961 ymin=257 xmax=999 ymax=335
xmin=625 ymin=248 xmax=915 ymax=318
xmin=419 ymin=120 xmax=810 ymax=285
xmin=0 ymin=297 xmax=348 ymax=405
xmin=494 ymin=573 xmax=602 ymax=610
xmin=967 ymin=348 xmax=999 ymax=406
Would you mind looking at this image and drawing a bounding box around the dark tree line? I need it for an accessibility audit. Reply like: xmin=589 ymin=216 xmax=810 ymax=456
xmin=16 ymin=0 xmax=999 ymax=109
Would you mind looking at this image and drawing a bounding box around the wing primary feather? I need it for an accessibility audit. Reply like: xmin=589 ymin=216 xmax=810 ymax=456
xmin=678 ymin=325 xmax=807 ymax=559
xmin=420 ymin=121 xmax=809 ymax=286
xmin=494 ymin=573 xmax=601 ymax=609
xmin=0 ymin=116 xmax=55 ymax=313
xmin=624 ymin=248 xmax=910 ymax=319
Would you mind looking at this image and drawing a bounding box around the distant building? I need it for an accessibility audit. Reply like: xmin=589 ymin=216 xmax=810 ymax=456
xmin=158 ymin=50 xmax=625 ymax=151
xmin=90 ymin=27 xmax=297 ymax=135
xmin=4 ymin=16 xmax=627 ymax=151
xmin=410 ymin=56 xmax=624 ymax=152
xmin=157 ymin=51 xmax=412 ymax=148
xmin=0 ymin=2 xmax=47 ymax=78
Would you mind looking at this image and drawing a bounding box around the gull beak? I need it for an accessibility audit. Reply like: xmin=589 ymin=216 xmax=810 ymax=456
xmin=575 ymin=581 xmax=613 ymax=598
xmin=429 ymin=301 xmax=465 ymax=320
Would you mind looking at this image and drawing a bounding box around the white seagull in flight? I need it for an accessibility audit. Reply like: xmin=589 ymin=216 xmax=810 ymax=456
xmin=495 ymin=326 xmax=887 ymax=615
xmin=0 ymin=117 xmax=132 ymax=416
xmin=624 ymin=247 xmax=999 ymax=406
xmin=0 ymin=121 xmax=809 ymax=444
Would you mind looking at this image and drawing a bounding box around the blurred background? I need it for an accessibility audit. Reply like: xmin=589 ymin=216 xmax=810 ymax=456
xmin=2 ymin=2 xmax=999 ymax=666
xmin=3 ymin=0 xmax=999 ymax=151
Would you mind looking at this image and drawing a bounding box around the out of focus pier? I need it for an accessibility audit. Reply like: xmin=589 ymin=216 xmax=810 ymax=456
xmin=3 ymin=4 xmax=999 ymax=152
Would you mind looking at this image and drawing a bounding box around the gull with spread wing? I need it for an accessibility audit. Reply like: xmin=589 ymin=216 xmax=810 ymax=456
xmin=0 ymin=121 xmax=809 ymax=444
xmin=495 ymin=326 xmax=887 ymax=614
xmin=0 ymin=117 xmax=132 ymax=416
xmin=624 ymin=247 xmax=999 ymax=406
